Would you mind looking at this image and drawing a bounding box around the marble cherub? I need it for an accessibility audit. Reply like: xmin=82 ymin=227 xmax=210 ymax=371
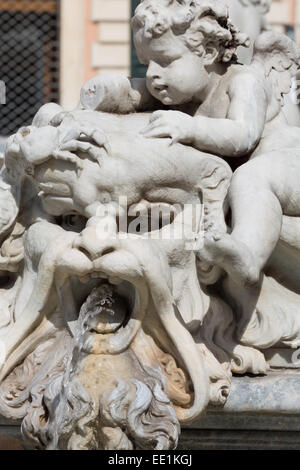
xmin=80 ymin=0 xmax=300 ymax=288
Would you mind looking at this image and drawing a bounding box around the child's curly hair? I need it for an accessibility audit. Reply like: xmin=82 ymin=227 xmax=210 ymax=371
xmin=132 ymin=0 xmax=250 ymax=64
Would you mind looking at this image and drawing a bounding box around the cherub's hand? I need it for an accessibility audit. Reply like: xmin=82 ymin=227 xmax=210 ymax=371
xmin=141 ymin=110 xmax=196 ymax=145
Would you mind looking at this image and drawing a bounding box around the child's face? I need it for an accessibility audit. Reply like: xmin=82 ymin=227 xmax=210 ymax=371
xmin=135 ymin=32 xmax=210 ymax=106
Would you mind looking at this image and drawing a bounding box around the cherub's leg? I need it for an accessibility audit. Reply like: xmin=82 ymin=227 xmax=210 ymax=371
xmin=199 ymin=160 xmax=283 ymax=286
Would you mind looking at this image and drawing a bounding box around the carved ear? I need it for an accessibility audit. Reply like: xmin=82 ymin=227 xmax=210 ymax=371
xmin=203 ymin=43 xmax=219 ymax=65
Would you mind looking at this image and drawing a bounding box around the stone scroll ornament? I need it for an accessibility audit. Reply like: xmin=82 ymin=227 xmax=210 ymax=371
xmin=1 ymin=0 xmax=300 ymax=450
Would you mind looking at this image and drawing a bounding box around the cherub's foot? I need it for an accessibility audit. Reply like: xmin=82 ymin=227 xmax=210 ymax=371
xmin=198 ymin=231 xmax=260 ymax=287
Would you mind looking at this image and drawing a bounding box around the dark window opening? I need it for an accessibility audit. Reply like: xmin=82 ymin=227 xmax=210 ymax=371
xmin=285 ymin=25 xmax=295 ymax=40
xmin=0 ymin=0 xmax=60 ymax=137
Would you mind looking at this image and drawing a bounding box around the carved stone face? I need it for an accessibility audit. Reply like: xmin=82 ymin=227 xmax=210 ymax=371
xmin=17 ymin=111 xmax=218 ymax=360
xmin=0 ymin=111 xmax=244 ymax=450
xmin=135 ymin=31 xmax=210 ymax=105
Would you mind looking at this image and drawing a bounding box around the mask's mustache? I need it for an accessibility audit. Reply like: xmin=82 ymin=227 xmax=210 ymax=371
xmin=0 ymin=223 xmax=211 ymax=425
xmin=0 ymin=234 xmax=151 ymax=379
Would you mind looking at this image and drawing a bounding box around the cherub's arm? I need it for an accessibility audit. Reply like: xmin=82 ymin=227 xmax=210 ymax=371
xmin=192 ymin=73 xmax=267 ymax=156
xmin=143 ymin=72 xmax=268 ymax=158
xmin=80 ymin=75 xmax=161 ymax=113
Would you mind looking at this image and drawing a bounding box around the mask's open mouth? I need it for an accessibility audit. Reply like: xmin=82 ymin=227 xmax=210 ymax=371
xmin=57 ymin=274 xmax=143 ymax=355
xmin=78 ymin=280 xmax=135 ymax=334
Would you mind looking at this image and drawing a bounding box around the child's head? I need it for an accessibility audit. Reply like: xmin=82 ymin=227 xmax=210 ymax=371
xmin=132 ymin=0 xmax=249 ymax=105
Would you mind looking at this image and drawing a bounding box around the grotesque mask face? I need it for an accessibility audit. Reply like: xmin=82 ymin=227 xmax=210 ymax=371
xmin=0 ymin=111 xmax=267 ymax=450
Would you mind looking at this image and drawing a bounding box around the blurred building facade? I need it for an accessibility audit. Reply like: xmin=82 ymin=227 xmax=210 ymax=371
xmin=0 ymin=0 xmax=299 ymax=138
xmin=270 ymin=0 xmax=300 ymax=39
xmin=61 ymin=0 xmax=300 ymax=108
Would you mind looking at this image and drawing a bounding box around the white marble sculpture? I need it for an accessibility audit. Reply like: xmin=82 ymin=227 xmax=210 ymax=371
xmin=1 ymin=0 xmax=300 ymax=450
xmin=227 ymin=0 xmax=300 ymax=126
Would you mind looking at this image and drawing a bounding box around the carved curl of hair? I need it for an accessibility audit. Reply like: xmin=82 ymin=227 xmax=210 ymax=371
xmin=132 ymin=0 xmax=250 ymax=63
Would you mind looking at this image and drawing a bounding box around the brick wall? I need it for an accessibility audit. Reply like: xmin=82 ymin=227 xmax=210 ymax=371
xmin=87 ymin=0 xmax=300 ymax=79
xmin=91 ymin=0 xmax=131 ymax=76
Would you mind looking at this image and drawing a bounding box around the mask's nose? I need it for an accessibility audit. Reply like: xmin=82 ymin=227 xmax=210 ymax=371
xmin=73 ymin=213 xmax=118 ymax=262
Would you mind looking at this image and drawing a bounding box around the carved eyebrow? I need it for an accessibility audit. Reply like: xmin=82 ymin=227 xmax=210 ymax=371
xmin=158 ymin=55 xmax=181 ymax=66
xmin=149 ymin=48 xmax=182 ymax=62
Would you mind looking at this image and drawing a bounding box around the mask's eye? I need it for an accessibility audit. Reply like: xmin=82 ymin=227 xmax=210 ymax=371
xmin=57 ymin=213 xmax=88 ymax=232
xmin=119 ymin=202 xmax=178 ymax=235
xmin=0 ymin=271 xmax=16 ymax=289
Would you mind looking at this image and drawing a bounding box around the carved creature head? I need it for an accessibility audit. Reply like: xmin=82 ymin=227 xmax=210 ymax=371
xmin=0 ymin=110 xmax=267 ymax=450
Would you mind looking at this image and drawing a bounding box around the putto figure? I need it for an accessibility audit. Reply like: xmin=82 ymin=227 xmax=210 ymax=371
xmin=83 ymin=0 xmax=300 ymax=287
xmin=132 ymin=0 xmax=300 ymax=288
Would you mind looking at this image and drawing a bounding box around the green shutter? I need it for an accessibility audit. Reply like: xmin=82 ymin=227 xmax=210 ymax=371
xmin=131 ymin=0 xmax=147 ymax=77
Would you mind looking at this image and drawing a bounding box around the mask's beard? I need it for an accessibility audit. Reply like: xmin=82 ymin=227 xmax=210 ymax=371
xmin=98 ymin=378 xmax=180 ymax=450
xmin=19 ymin=345 xmax=180 ymax=450
xmin=5 ymin=283 xmax=181 ymax=450
xmin=42 ymin=373 xmax=180 ymax=450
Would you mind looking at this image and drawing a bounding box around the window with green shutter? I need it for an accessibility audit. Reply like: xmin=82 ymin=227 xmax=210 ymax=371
xmin=131 ymin=0 xmax=147 ymax=77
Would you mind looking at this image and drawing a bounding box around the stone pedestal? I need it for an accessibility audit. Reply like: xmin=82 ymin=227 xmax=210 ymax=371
xmin=180 ymin=371 xmax=300 ymax=450
xmin=2 ymin=371 xmax=300 ymax=450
